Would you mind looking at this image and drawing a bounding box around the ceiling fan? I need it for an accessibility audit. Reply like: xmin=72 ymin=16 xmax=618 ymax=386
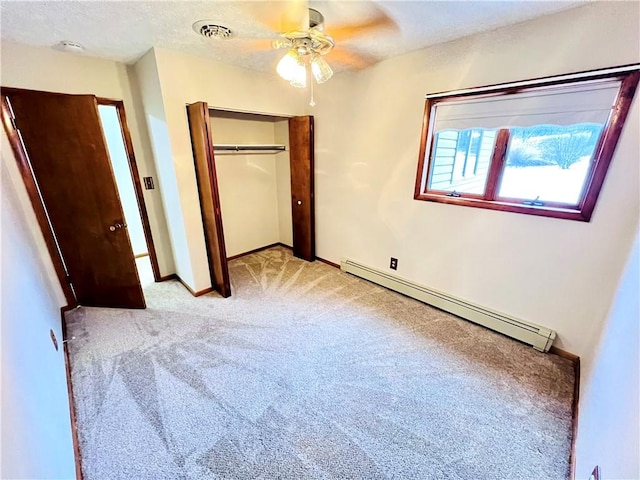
xmin=246 ymin=1 xmax=397 ymax=92
xmin=273 ymin=8 xmax=335 ymax=88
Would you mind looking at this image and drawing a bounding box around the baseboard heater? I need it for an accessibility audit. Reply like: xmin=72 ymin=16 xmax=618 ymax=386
xmin=340 ymin=258 xmax=556 ymax=352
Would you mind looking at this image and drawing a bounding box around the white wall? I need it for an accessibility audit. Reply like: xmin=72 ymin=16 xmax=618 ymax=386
xmin=575 ymin=233 xmax=639 ymax=479
xmin=134 ymin=47 xmax=307 ymax=291
xmin=210 ymin=114 xmax=280 ymax=257
xmin=133 ymin=50 xmax=189 ymax=281
xmin=313 ymin=1 xmax=640 ymax=359
xmin=1 ymin=135 xmax=76 ymax=479
xmin=1 ymin=41 xmax=175 ymax=277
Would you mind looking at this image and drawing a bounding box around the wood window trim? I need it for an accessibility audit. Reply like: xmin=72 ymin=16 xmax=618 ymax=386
xmin=414 ymin=66 xmax=640 ymax=222
xmin=484 ymin=129 xmax=510 ymax=201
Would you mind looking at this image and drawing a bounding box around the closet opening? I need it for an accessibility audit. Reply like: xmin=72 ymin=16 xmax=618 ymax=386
xmin=209 ymin=109 xmax=294 ymax=260
xmin=187 ymin=101 xmax=315 ymax=298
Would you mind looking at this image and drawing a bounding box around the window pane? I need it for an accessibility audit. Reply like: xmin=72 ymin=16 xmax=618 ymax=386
xmin=498 ymin=124 xmax=603 ymax=205
xmin=428 ymin=128 xmax=497 ymax=194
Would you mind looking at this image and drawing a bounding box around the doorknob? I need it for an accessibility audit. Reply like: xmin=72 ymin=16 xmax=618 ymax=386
xmin=297 ymin=200 xmax=302 ymax=205
xmin=109 ymin=222 xmax=127 ymax=232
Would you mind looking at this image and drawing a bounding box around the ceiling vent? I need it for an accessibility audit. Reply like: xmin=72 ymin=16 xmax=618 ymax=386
xmin=193 ymin=21 xmax=234 ymax=39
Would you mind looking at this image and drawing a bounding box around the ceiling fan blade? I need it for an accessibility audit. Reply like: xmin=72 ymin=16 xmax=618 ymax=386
xmin=328 ymin=6 xmax=397 ymax=42
xmin=243 ymin=0 xmax=309 ymax=33
xmin=326 ymin=46 xmax=379 ymax=71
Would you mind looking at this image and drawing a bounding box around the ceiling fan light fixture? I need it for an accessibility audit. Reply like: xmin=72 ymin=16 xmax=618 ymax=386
xmin=277 ymin=50 xmax=307 ymax=88
xmin=288 ymin=59 xmax=307 ymax=89
xmin=311 ymin=55 xmax=333 ymax=84
xmin=289 ymin=71 xmax=307 ymax=89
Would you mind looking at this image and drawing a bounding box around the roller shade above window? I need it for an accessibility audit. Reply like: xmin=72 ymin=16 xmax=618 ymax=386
xmin=432 ymin=80 xmax=621 ymax=131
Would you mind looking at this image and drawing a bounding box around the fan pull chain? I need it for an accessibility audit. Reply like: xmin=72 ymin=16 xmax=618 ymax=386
xmin=309 ymin=74 xmax=316 ymax=107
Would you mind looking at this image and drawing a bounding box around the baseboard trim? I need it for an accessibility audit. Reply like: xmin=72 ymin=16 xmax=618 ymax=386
xmin=193 ymin=287 xmax=215 ymax=297
xmin=550 ymin=346 xmax=580 ymax=480
xmin=175 ymin=275 xmax=215 ymax=297
xmin=158 ymin=273 xmax=177 ymax=282
xmin=316 ymin=256 xmax=340 ymax=269
xmin=227 ymin=242 xmax=292 ymax=261
xmin=549 ymin=346 xmax=580 ymax=363
xmin=60 ymin=306 xmax=83 ymax=480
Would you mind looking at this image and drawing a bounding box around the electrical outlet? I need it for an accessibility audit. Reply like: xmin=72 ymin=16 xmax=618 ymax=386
xmin=390 ymin=257 xmax=398 ymax=270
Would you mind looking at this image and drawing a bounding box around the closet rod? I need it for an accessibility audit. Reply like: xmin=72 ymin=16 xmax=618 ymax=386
xmin=213 ymin=144 xmax=286 ymax=152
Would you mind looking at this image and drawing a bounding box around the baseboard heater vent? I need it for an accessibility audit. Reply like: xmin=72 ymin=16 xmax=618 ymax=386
xmin=340 ymin=258 xmax=556 ymax=352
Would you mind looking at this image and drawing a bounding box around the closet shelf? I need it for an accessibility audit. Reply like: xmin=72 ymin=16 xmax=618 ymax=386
xmin=213 ymin=144 xmax=287 ymax=154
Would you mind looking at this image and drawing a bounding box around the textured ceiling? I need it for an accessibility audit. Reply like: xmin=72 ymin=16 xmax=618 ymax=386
xmin=0 ymin=1 xmax=583 ymax=72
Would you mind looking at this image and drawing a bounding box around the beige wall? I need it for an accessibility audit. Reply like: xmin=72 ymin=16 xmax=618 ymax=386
xmin=313 ymin=1 xmax=640 ymax=360
xmin=1 ymin=42 xmax=175 ymax=278
xmin=135 ymin=47 xmax=307 ymax=291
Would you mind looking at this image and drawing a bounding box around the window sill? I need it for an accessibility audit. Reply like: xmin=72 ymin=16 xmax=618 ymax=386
xmin=413 ymin=192 xmax=591 ymax=221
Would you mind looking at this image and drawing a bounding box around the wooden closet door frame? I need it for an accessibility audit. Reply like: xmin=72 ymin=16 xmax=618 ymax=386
xmin=189 ymin=107 xmax=316 ymax=295
xmin=96 ymin=97 xmax=161 ymax=282
xmin=187 ymin=102 xmax=231 ymax=298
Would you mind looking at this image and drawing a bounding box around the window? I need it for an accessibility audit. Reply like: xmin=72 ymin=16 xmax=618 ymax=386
xmin=414 ymin=66 xmax=639 ymax=221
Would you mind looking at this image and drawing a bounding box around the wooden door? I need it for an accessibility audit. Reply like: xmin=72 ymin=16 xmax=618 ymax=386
xmin=3 ymin=89 xmax=145 ymax=308
xmin=186 ymin=102 xmax=231 ymax=298
xmin=289 ymin=116 xmax=315 ymax=261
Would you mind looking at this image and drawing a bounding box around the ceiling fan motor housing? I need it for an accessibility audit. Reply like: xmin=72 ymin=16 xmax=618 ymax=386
xmin=281 ymin=30 xmax=334 ymax=57
xmin=308 ymin=9 xmax=324 ymax=30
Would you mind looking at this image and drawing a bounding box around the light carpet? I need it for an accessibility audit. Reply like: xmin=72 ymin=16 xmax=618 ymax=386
xmin=66 ymin=246 xmax=574 ymax=480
